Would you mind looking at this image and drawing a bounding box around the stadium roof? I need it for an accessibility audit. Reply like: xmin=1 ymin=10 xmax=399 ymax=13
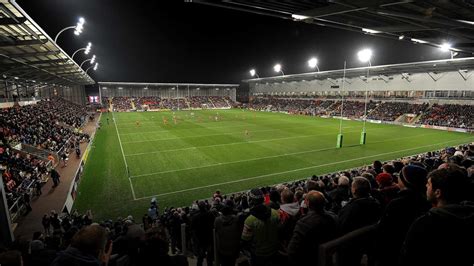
xmin=244 ymin=57 xmax=474 ymax=83
xmin=0 ymin=0 xmax=94 ymax=86
xmin=194 ymin=0 xmax=474 ymax=55
xmin=98 ymin=82 xmax=239 ymax=88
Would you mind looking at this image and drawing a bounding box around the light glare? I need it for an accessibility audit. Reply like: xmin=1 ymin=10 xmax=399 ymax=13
xmin=308 ymin=57 xmax=318 ymax=68
xmin=357 ymin=49 xmax=372 ymax=63
xmin=439 ymin=43 xmax=452 ymax=52
xmin=273 ymin=64 xmax=281 ymax=73
xmin=249 ymin=69 xmax=256 ymax=77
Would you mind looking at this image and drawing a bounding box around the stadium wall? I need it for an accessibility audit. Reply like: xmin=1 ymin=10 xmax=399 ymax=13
xmin=100 ymin=86 xmax=236 ymax=101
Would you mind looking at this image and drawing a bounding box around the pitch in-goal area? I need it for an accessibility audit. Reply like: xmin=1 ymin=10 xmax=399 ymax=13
xmin=73 ymin=109 xmax=473 ymax=219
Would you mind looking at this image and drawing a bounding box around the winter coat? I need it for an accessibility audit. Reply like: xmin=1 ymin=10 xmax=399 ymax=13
xmin=287 ymin=210 xmax=338 ymax=266
xmin=400 ymin=201 xmax=474 ymax=266
xmin=214 ymin=214 xmax=242 ymax=256
xmin=51 ymin=247 xmax=100 ymax=266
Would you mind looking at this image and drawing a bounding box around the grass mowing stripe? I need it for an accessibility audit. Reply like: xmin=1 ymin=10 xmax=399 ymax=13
xmin=112 ymin=112 xmax=136 ymax=200
xmin=133 ymin=137 xmax=472 ymax=200
xmin=124 ymin=126 xmax=361 ymax=156
xmin=121 ymin=124 xmax=355 ymax=144
xmin=129 ymin=131 xmax=443 ymax=178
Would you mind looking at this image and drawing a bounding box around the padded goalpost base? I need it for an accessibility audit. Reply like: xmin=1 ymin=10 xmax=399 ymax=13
xmin=337 ymin=134 xmax=343 ymax=148
xmin=360 ymin=132 xmax=367 ymax=145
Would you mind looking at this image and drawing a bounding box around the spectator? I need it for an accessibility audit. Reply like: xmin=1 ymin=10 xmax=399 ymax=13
xmin=287 ymin=191 xmax=338 ymax=266
xmin=400 ymin=165 xmax=474 ymax=266
xmin=338 ymin=177 xmax=382 ymax=266
xmin=0 ymin=250 xmax=23 ymax=266
xmin=50 ymin=169 xmax=60 ymax=188
xmin=214 ymin=200 xmax=242 ymax=266
xmin=241 ymin=188 xmax=280 ymax=266
xmin=191 ymin=201 xmax=215 ymax=266
xmin=375 ymin=165 xmax=431 ymax=266
xmin=51 ymin=224 xmax=112 ymax=266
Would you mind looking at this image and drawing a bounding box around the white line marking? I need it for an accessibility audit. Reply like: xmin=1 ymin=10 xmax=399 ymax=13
xmin=112 ymin=112 xmax=136 ymax=200
xmin=132 ymin=137 xmax=473 ymax=201
xmin=129 ymin=131 xmax=443 ymax=178
xmin=121 ymin=124 xmax=353 ymax=144
xmin=118 ymin=119 xmax=333 ymax=135
xmin=125 ymin=127 xmax=359 ymax=156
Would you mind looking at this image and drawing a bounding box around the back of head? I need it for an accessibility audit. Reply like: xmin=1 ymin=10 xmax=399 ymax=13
xmin=338 ymin=176 xmax=350 ymax=187
xmin=428 ymin=164 xmax=469 ymax=204
xmin=400 ymin=165 xmax=428 ymax=191
xmin=71 ymin=224 xmax=107 ymax=257
xmin=249 ymin=188 xmax=264 ymax=206
xmin=306 ymin=191 xmax=326 ymax=213
xmin=352 ymin=177 xmax=371 ymax=198
xmin=281 ymin=188 xmax=294 ymax=204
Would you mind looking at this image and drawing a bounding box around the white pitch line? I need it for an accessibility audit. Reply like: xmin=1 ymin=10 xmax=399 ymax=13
xmin=118 ymin=119 xmax=333 ymax=136
xmin=132 ymin=137 xmax=473 ymax=201
xmin=125 ymin=127 xmax=360 ymax=157
xmin=112 ymin=112 xmax=136 ymax=200
xmin=129 ymin=131 xmax=444 ymax=178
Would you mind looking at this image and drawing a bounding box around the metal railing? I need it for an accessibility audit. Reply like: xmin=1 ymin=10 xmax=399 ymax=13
xmin=318 ymin=224 xmax=378 ymax=266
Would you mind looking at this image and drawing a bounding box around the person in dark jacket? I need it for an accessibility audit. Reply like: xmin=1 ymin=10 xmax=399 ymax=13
xmin=400 ymin=165 xmax=474 ymax=266
xmin=214 ymin=200 xmax=243 ymax=266
xmin=191 ymin=201 xmax=215 ymax=266
xmin=51 ymin=224 xmax=112 ymax=266
xmin=338 ymin=177 xmax=382 ymax=266
xmin=51 ymin=169 xmax=60 ymax=188
xmin=288 ymin=191 xmax=338 ymax=266
xmin=328 ymin=176 xmax=351 ymax=214
xmin=375 ymin=165 xmax=431 ymax=266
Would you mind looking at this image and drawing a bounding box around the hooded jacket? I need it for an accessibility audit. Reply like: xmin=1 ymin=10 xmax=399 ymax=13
xmin=241 ymin=204 xmax=280 ymax=257
xmin=214 ymin=214 xmax=242 ymax=256
xmin=400 ymin=201 xmax=474 ymax=266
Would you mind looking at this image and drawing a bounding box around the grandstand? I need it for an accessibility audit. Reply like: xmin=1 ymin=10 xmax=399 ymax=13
xmin=1 ymin=1 xmax=473 ymax=266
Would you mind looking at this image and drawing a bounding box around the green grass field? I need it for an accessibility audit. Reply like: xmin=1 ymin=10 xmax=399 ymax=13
xmin=73 ymin=109 xmax=473 ymax=220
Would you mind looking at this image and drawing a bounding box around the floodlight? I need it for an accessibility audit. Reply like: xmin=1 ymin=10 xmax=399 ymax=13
xmin=93 ymin=63 xmax=98 ymax=71
xmin=273 ymin=64 xmax=281 ymax=73
xmin=90 ymin=55 xmax=96 ymax=64
xmin=250 ymin=69 xmax=256 ymax=76
xmin=439 ymin=43 xmax=452 ymax=52
xmin=357 ymin=49 xmax=372 ymax=63
xmin=308 ymin=57 xmax=318 ymax=68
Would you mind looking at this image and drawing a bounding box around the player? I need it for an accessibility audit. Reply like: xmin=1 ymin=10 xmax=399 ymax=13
xmin=244 ymin=129 xmax=250 ymax=138
xmin=136 ymin=120 xmax=140 ymax=127
xmin=162 ymin=117 xmax=168 ymax=125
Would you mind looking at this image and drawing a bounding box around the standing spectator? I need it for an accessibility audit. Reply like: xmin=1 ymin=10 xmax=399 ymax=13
xmin=191 ymin=201 xmax=215 ymax=266
xmin=287 ymin=191 xmax=338 ymax=266
xmin=400 ymin=165 xmax=474 ymax=266
xmin=50 ymin=169 xmax=60 ymax=188
xmin=214 ymin=200 xmax=242 ymax=266
xmin=278 ymin=188 xmax=300 ymax=249
xmin=375 ymin=165 xmax=430 ymax=266
xmin=42 ymin=213 xmax=51 ymax=236
xmin=241 ymin=189 xmax=280 ymax=266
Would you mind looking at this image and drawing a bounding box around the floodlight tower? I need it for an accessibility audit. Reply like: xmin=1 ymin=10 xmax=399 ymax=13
xmin=273 ymin=64 xmax=284 ymax=76
xmin=71 ymin=42 xmax=92 ymax=60
xmin=439 ymin=43 xmax=457 ymax=59
xmin=249 ymin=69 xmax=259 ymax=78
xmin=80 ymin=55 xmax=96 ymax=68
xmin=357 ymin=48 xmax=372 ymax=145
xmin=85 ymin=62 xmax=98 ymax=74
xmin=308 ymin=57 xmax=320 ymax=72
xmin=54 ymin=17 xmax=85 ymax=43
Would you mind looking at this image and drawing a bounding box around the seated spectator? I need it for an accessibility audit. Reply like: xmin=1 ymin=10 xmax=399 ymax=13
xmin=400 ymin=165 xmax=474 ymax=266
xmin=375 ymin=165 xmax=431 ymax=266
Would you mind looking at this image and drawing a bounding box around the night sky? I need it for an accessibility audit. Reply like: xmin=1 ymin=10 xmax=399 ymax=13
xmin=17 ymin=0 xmax=455 ymax=84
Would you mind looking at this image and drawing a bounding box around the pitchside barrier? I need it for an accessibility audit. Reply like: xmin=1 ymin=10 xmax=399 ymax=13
xmin=62 ymin=113 xmax=101 ymax=214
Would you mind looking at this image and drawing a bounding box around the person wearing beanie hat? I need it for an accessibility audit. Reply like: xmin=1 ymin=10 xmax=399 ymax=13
xmin=242 ymin=188 xmax=280 ymax=265
xmin=400 ymin=165 xmax=428 ymax=192
xmin=375 ymin=165 xmax=431 ymax=266
xmin=374 ymin=173 xmax=400 ymax=208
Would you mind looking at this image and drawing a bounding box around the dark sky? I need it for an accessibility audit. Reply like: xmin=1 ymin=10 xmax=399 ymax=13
xmin=17 ymin=0 xmax=454 ymax=84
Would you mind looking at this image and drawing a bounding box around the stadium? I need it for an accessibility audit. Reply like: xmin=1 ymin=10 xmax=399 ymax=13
xmin=0 ymin=1 xmax=473 ymax=266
